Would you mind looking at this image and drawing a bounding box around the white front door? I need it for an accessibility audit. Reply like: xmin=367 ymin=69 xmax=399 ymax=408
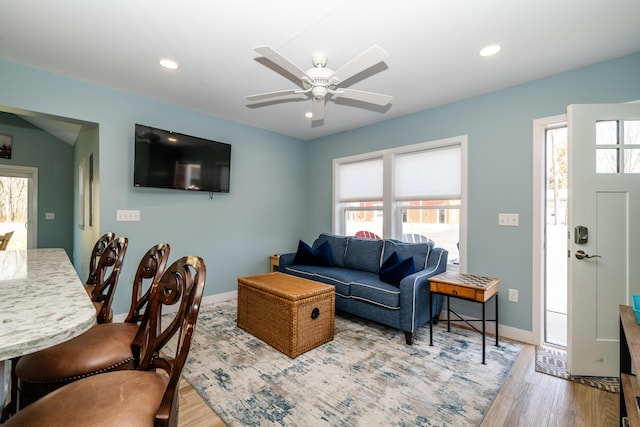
xmin=567 ymin=103 xmax=640 ymax=377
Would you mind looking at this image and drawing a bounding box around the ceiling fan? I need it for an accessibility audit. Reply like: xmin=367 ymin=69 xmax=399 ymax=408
xmin=246 ymin=45 xmax=392 ymax=122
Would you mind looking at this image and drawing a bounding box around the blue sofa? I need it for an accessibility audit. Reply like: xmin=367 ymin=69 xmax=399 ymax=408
xmin=279 ymin=233 xmax=448 ymax=344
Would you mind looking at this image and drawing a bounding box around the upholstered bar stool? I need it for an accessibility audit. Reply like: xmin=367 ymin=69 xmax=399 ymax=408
xmin=5 ymin=255 xmax=206 ymax=427
xmin=15 ymin=243 xmax=169 ymax=409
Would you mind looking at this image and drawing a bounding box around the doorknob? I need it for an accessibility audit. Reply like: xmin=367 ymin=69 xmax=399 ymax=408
xmin=575 ymin=250 xmax=602 ymax=260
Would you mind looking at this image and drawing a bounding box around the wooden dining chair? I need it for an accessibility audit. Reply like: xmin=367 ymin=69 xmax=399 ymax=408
xmin=84 ymin=231 xmax=116 ymax=290
xmin=15 ymin=243 xmax=170 ymax=409
xmin=0 ymin=230 xmax=14 ymax=250
xmin=88 ymin=236 xmax=128 ymax=324
xmin=6 ymin=255 xmax=206 ymax=427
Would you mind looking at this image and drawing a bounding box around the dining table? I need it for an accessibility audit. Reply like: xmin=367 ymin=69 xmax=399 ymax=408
xmin=0 ymin=248 xmax=96 ymax=419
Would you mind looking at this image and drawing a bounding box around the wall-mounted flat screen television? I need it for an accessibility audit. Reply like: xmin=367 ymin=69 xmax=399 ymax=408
xmin=134 ymin=124 xmax=231 ymax=193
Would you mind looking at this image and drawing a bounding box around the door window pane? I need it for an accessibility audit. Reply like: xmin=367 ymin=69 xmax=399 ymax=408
xmin=624 ymin=149 xmax=640 ymax=173
xmin=596 ymin=149 xmax=618 ymax=173
xmin=596 ymin=120 xmax=618 ymax=145
xmin=624 ymin=120 xmax=640 ymax=145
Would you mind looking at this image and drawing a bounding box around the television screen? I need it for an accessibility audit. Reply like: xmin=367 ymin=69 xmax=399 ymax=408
xmin=134 ymin=124 xmax=231 ymax=193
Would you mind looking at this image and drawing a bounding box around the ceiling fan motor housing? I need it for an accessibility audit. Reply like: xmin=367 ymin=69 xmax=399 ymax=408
xmin=304 ymin=67 xmax=334 ymax=99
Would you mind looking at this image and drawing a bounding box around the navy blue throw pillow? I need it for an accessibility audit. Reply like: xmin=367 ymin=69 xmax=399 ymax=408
xmin=293 ymin=240 xmax=333 ymax=267
xmin=379 ymin=252 xmax=416 ymax=287
xmin=380 ymin=251 xmax=400 ymax=272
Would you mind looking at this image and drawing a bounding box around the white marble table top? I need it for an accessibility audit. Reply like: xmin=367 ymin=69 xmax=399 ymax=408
xmin=0 ymin=248 xmax=96 ymax=361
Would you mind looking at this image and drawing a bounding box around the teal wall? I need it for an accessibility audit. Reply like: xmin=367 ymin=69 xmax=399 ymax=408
xmin=0 ymin=58 xmax=308 ymax=315
xmin=1 ymin=51 xmax=639 ymax=333
xmin=0 ymin=112 xmax=74 ymax=255
xmin=305 ymin=52 xmax=640 ymax=331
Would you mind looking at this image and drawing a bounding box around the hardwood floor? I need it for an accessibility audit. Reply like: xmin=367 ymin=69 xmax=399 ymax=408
xmin=480 ymin=345 xmax=618 ymax=426
xmin=177 ymin=343 xmax=619 ymax=427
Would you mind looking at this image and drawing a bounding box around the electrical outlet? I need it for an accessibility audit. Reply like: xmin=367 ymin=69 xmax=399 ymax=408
xmin=45 ymin=212 xmax=55 ymax=220
xmin=508 ymin=288 xmax=518 ymax=303
xmin=498 ymin=213 xmax=519 ymax=227
xmin=116 ymin=210 xmax=141 ymax=221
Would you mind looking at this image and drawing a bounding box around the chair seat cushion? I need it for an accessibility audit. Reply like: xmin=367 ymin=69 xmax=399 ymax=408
xmin=4 ymin=370 xmax=169 ymax=427
xmin=17 ymin=322 xmax=138 ymax=383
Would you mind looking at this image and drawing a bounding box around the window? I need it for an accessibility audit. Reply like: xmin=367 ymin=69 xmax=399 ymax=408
xmin=596 ymin=120 xmax=640 ymax=173
xmin=333 ymin=136 xmax=467 ymax=268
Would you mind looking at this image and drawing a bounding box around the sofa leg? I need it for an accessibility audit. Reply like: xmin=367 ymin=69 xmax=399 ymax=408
xmin=432 ymin=315 xmax=439 ymax=325
xmin=404 ymin=331 xmax=413 ymax=345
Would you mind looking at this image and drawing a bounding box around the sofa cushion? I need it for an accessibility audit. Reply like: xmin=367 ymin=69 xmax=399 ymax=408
xmin=282 ymin=265 xmax=351 ymax=297
xmin=382 ymin=240 xmax=431 ymax=270
xmin=379 ymin=253 xmax=416 ymax=287
xmin=313 ymin=233 xmax=348 ymax=267
xmin=344 ymin=237 xmax=384 ymax=274
xmin=349 ymin=272 xmax=401 ymax=309
xmin=293 ymin=240 xmax=332 ymax=267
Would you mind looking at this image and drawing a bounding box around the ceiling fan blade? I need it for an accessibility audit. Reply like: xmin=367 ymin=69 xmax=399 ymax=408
xmin=330 ymin=45 xmax=389 ymax=84
xmin=245 ymin=89 xmax=302 ymax=102
xmin=254 ymin=45 xmax=310 ymax=82
xmin=334 ymin=88 xmax=393 ymax=106
xmin=312 ymin=97 xmax=325 ymax=121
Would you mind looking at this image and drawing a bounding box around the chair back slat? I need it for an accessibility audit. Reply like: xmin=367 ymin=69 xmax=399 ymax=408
xmin=85 ymin=232 xmax=116 ymax=285
xmin=124 ymin=243 xmax=171 ymax=324
xmin=92 ymin=236 xmax=128 ymax=323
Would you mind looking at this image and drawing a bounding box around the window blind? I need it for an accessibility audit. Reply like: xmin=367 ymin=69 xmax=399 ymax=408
xmin=337 ymin=157 xmax=383 ymax=201
xmin=395 ymin=145 xmax=461 ymax=200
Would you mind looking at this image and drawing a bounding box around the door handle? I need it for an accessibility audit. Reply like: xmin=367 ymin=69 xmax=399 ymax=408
xmin=575 ymin=250 xmax=602 ymax=260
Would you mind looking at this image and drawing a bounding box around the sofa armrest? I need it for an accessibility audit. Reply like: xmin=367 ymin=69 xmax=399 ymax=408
xmin=278 ymin=253 xmax=296 ymax=272
xmin=398 ymin=247 xmax=448 ymax=333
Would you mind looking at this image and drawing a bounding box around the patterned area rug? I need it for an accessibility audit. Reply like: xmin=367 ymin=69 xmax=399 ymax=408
xmin=534 ymin=346 xmax=619 ymax=393
xmin=168 ymin=300 xmax=522 ymax=426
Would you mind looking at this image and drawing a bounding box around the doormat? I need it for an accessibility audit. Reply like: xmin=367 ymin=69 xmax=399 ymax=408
xmin=535 ymin=346 xmax=619 ymax=393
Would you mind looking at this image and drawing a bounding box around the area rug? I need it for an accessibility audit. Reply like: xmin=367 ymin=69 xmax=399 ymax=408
xmin=167 ymin=300 xmax=522 ymax=426
xmin=534 ymin=346 xmax=619 ymax=393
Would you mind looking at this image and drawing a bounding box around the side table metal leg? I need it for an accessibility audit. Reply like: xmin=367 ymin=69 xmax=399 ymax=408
xmin=482 ymin=301 xmax=486 ymax=364
xmin=495 ymin=293 xmax=499 ymax=346
xmin=429 ymin=292 xmax=433 ymax=346
xmin=447 ymin=295 xmax=451 ymax=332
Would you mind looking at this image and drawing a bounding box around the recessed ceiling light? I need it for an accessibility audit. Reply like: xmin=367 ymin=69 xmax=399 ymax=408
xmin=159 ymin=58 xmax=179 ymax=70
xmin=479 ymin=44 xmax=502 ymax=57
xmin=305 ymin=112 xmax=313 ymax=118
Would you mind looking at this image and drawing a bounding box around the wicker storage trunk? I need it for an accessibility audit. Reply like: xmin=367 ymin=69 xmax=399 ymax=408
xmin=237 ymin=272 xmax=335 ymax=358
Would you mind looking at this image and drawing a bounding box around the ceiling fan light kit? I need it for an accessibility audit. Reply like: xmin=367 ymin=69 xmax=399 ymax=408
xmin=246 ymin=45 xmax=392 ymax=123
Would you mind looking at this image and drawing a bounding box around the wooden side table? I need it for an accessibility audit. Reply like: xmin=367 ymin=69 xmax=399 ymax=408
xmin=269 ymin=255 xmax=280 ymax=272
xmin=428 ymin=271 xmax=500 ymax=364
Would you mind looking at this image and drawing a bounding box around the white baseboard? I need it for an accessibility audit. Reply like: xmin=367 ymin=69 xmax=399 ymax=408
xmin=201 ymin=290 xmax=237 ymax=306
xmin=112 ymin=290 xmax=239 ymax=322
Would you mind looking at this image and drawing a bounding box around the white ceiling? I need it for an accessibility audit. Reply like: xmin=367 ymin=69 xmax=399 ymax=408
xmin=1 ymin=0 xmax=640 ymax=142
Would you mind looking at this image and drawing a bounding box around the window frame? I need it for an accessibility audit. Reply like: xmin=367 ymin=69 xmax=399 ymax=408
xmin=332 ymin=135 xmax=468 ymax=270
